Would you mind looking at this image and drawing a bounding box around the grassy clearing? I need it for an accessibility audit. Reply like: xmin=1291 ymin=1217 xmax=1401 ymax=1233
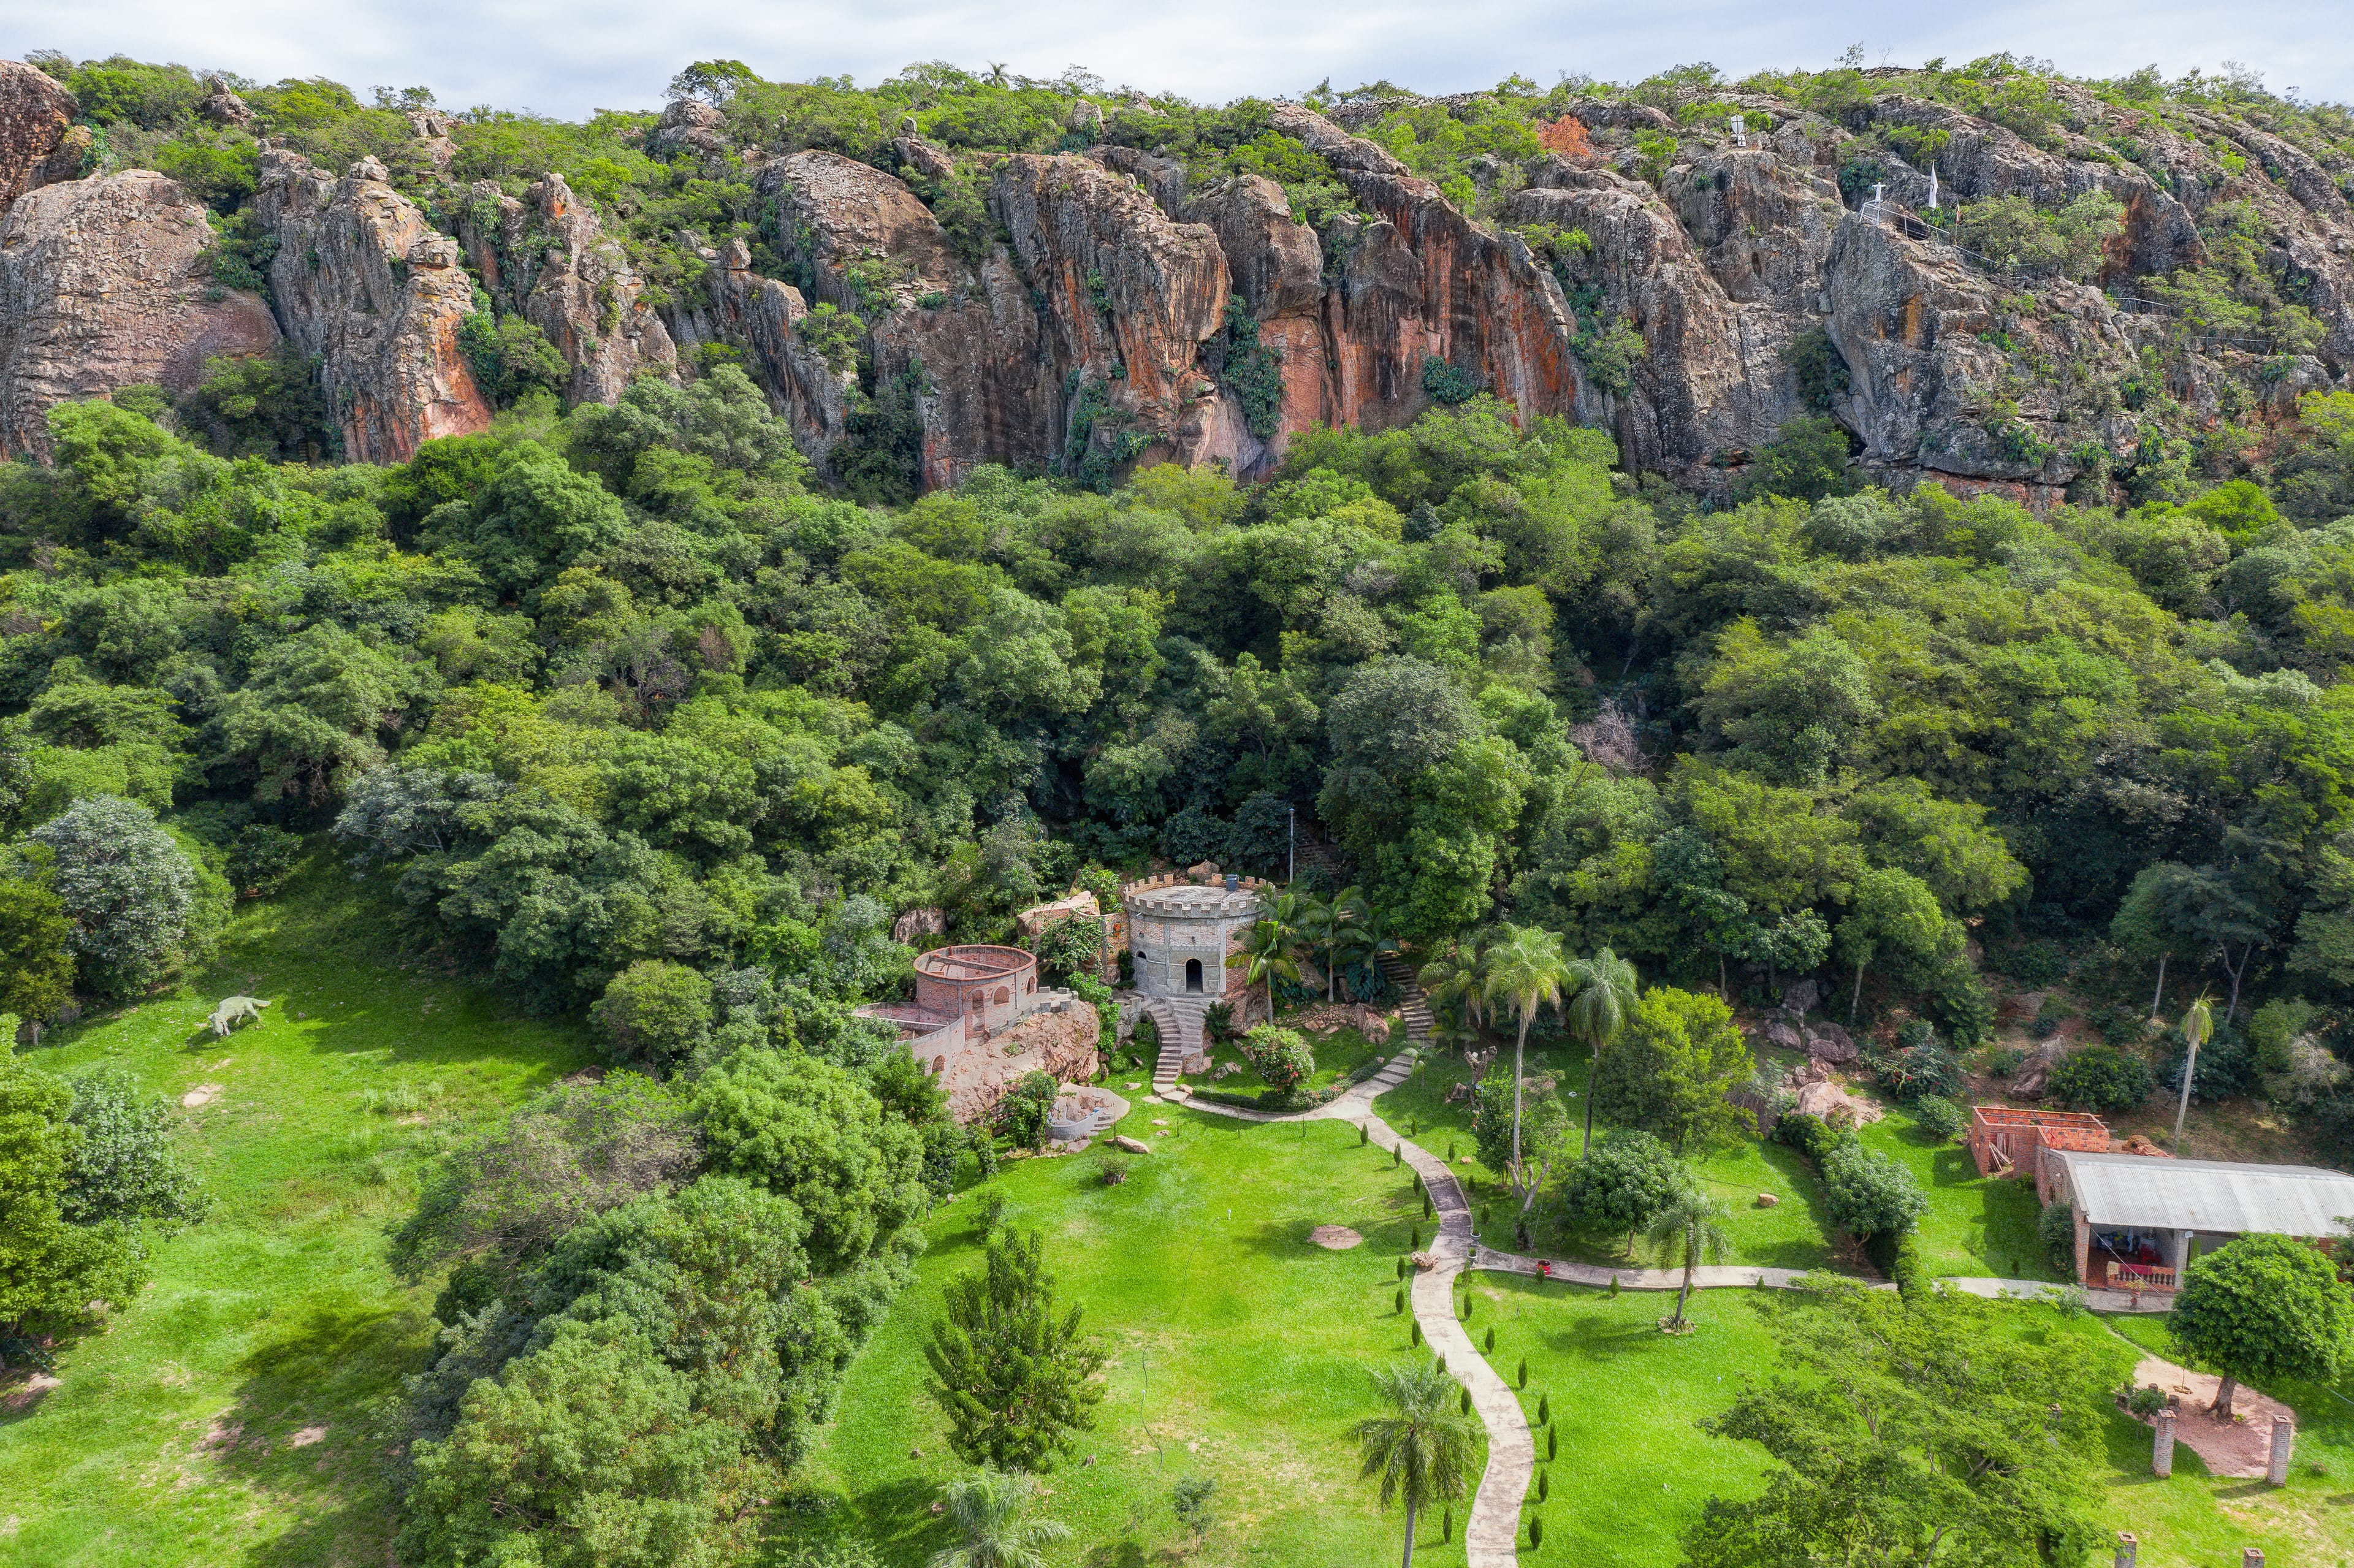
xmin=0 ymin=854 xmax=592 ymax=1568
xmin=1371 ymin=1036 xmax=2060 ymax=1281
xmin=772 ymin=1105 xmax=1483 ymax=1568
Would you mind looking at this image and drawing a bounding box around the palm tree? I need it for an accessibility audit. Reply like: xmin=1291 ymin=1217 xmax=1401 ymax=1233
xmin=1564 ymin=947 xmax=1640 ymax=1156
xmin=1294 ymin=893 xmax=1342 ymax=1000
xmin=1479 ymin=924 xmax=1573 ymax=1205
xmin=2170 ymin=992 xmax=2214 ymax=1152
xmin=1417 ymin=937 xmax=1488 ymax=1054
xmin=929 ymin=1469 xmax=1072 ymax=1568
xmin=1350 ymin=1362 xmax=1478 ymax=1568
xmin=1644 ymin=1190 xmax=1732 ymax=1331
xmin=1227 ymin=894 xmax=1301 ymax=1024
xmin=1334 ymin=893 xmax=1401 ymax=1002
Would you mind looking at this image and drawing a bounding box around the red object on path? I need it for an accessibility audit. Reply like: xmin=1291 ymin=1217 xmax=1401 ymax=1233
xmin=1538 ymin=1261 xmax=1552 ymax=1279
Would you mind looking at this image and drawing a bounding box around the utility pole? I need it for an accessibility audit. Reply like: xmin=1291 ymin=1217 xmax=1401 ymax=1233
xmin=1287 ymin=804 xmax=1296 ymax=885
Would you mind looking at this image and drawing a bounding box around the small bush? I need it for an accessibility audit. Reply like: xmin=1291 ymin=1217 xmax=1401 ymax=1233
xmin=1984 ymin=1045 xmax=2025 ymax=1078
xmin=2046 ymin=1046 xmax=2156 ymax=1113
xmin=227 ymin=824 xmax=302 ymax=896
xmin=2038 ymin=1201 xmax=2076 ymax=1274
xmin=2126 ymin=1384 xmax=2168 ymax=1417
xmin=1911 ymin=1095 xmax=1969 ymax=1140
xmin=1996 ymin=937 xmax=2072 ymax=987
xmin=1420 ymin=354 xmax=1488 ymax=405
xmin=1821 ymin=1143 xmax=1928 ymax=1238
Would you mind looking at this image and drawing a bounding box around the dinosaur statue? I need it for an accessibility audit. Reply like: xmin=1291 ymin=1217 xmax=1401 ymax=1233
xmin=207 ymin=996 xmax=270 ymax=1037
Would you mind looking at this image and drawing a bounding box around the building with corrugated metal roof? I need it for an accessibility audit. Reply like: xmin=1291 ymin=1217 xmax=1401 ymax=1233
xmin=2046 ymin=1149 xmax=2354 ymax=1292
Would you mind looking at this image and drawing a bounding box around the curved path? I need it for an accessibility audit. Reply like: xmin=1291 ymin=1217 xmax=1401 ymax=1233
xmin=1161 ymin=969 xmax=2162 ymax=1562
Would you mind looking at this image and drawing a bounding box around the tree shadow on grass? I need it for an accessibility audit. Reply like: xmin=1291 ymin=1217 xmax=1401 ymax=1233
xmin=212 ymin=1292 xmax=436 ymax=1567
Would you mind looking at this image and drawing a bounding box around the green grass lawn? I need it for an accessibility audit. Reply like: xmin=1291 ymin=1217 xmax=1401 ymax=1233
xmin=1460 ymin=1271 xmax=2354 ymax=1567
xmin=772 ymin=1103 xmax=1480 ymax=1568
xmin=0 ymin=853 xmax=593 ymax=1568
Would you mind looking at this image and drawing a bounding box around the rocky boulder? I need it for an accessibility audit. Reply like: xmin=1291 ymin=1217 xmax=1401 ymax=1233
xmin=198 ymin=78 xmax=256 ymax=131
xmin=0 ymin=171 xmax=278 ymax=456
xmin=454 ymin=173 xmax=678 ymax=405
xmin=253 ymin=151 xmax=492 ymax=462
xmin=0 ymin=59 xmax=76 ymax=212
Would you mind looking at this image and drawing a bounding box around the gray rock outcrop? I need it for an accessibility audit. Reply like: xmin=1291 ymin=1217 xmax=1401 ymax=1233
xmin=0 ymin=59 xmax=77 ymax=211
xmin=0 ymin=171 xmax=278 ymax=455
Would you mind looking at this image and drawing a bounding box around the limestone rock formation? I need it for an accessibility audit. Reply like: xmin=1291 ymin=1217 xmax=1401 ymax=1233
xmin=252 ymin=151 xmax=492 ymax=462
xmin=454 ymin=173 xmax=678 ymax=404
xmin=0 ymin=59 xmax=77 ymax=211
xmin=0 ymin=171 xmax=278 ymax=455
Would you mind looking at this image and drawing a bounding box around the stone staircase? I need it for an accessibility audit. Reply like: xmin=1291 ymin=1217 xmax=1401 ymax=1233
xmin=1382 ymin=952 xmax=1433 ymax=1049
xmin=1145 ymin=996 xmax=1212 ymax=1098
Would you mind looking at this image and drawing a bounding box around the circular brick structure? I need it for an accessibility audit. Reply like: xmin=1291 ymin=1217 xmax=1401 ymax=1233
xmin=913 ymin=943 xmax=1038 ymax=1039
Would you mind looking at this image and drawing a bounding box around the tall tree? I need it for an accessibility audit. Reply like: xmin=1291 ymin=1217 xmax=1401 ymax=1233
xmin=924 ymin=1227 xmax=1107 ymax=1471
xmin=1479 ymin=924 xmax=1572 ymax=1203
xmin=2170 ymin=1232 xmax=2354 ymax=1419
xmin=1349 ymin=1361 xmax=1478 ymax=1568
xmin=1646 ymin=1190 xmax=1734 ymax=1331
xmin=2172 ymin=993 xmax=2214 ymax=1151
xmin=1563 ymin=946 xmax=1640 ymax=1155
xmin=928 ymin=1470 xmax=1072 ymax=1568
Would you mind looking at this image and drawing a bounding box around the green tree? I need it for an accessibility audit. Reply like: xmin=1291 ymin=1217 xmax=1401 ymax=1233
xmin=693 ymin=1048 xmax=927 ymax=1273
xmin=590 ymin=960 xmax=715 ymax=1073
xmin=1818 ymin=1142 xmax=1928 ymax=1240
xmin=929 ymin=1469 xmax=1072 ymax=1568
xmin=2173 ymin=992 xmax=2214 ymax=1150
xmin=1835 ymin=865 xmax=1960 ymax=1016
xmin=1479 ymin=923 xmax=1573 ymax=1203
xmin=59 ymin=1070 xmax=203 ymax=1233
xmin=1689 ymin=1280 xmax=2107 ymax=1568
xmin=1590 ymin=986 xmax=1754 ymax=1154
xmin=29 ymin=796 xmax=199 ymax=997
xmin=1171 ymin=1474 xmax=1217 ymax=1546
xmin=924 ymin=1227 xmax=1107 ymax=1471
xmin=0 ymin=1056 xmax=143 ymax=1350
xmin=1349 ymin=1361 xmax=1479 ymax=1568
xmin=1227 ymin=894 xmax=1301 ymax=1021
xmin=1646 ymin=1190 xmax=1733 ymax=1331
xmin=1236 ymin=1024 xmax=1316 ymax=1097
xmin=1559 ymin=1130 xmax=1694 ymax=1254
xmin=399 ymin=1327 xmax=744 ymax=1568
xmin=1563 ymin=945 xmax=1640 ymax=1155
xmin=0 ymin=875 xmax=75 ymax=1022
xmin=2170 ymin=1232 xmax=2354 ymax=1418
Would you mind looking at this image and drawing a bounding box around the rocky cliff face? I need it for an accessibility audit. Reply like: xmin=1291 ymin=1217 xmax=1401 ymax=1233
xmin=252 ymin=150 xmax=493 ymax=463
xmin=0 ymin=60 xmax=75 ymax=213
xmin=3 ymin=56 xmax=2352 ymax=501
xmin=0 ymin=171 xmax=278 ymax=456
xmin=454 ymin=172 xmax=678 ymax=406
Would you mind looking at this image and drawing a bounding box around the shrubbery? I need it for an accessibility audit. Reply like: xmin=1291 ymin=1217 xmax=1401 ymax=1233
xmin=2046 ymin=1046 xmax=2157 ymax=1113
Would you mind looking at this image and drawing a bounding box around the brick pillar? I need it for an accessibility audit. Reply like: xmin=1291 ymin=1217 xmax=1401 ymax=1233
xmin=2074 ymin=1207 xmax=2092 ymax=1285
xmin=2242 ymin=1550 xmax=2264 ymax=1568
xmin=2114 ymin=1534 xmax=2137 ymax=1568
xmin=2153 ymin=1410 xmax=2175 ymax=1477
xmin=2268 ymin=1415 xmax=2294 ymax=1486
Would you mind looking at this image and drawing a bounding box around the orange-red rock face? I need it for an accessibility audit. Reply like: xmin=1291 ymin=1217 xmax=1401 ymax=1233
xmin=253 ymin=151 xmax=492 ymax=463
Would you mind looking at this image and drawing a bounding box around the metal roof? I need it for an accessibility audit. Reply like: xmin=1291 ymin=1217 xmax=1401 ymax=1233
xmin=2055 ymin=1151 xmax=2354 ymax=1236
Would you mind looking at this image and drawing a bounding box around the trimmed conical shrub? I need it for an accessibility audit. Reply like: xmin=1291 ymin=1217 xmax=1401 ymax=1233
xmin=1484 ymin=1326 xmax=1496 ymax=1353
xmin=1537 ymin=1468 xmax=1550 ymax=1502
xmin=1442 ymin=1509 xmax=1453 ymax=1543
xmin=1411 ymin=1321 xmax=1423 ymax=1347
xmin=1529 ymin=1515 xmax=1544 ymax=1548
xmin=1460 ymin=1385 xmax=1472 ymax=1414
xmin=1516 ymin=1355 xmax=1528 ymax=1388
xmin=1537 ymin=1392 xmax=1550 ymax=1425
xmin=1395 ymin=1287 xmax=1406 ymax=1314
xmin=1546 ymin=1425 xmax=1558 ymax=1461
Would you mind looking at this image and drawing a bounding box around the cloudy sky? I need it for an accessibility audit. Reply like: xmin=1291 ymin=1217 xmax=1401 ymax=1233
xmin=10 ymin=0 xmax=2351 ymax=113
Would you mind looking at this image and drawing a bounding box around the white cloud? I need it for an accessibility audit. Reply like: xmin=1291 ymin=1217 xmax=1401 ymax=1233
xmin=7 ymin=0 xmax=2350 ymax=115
